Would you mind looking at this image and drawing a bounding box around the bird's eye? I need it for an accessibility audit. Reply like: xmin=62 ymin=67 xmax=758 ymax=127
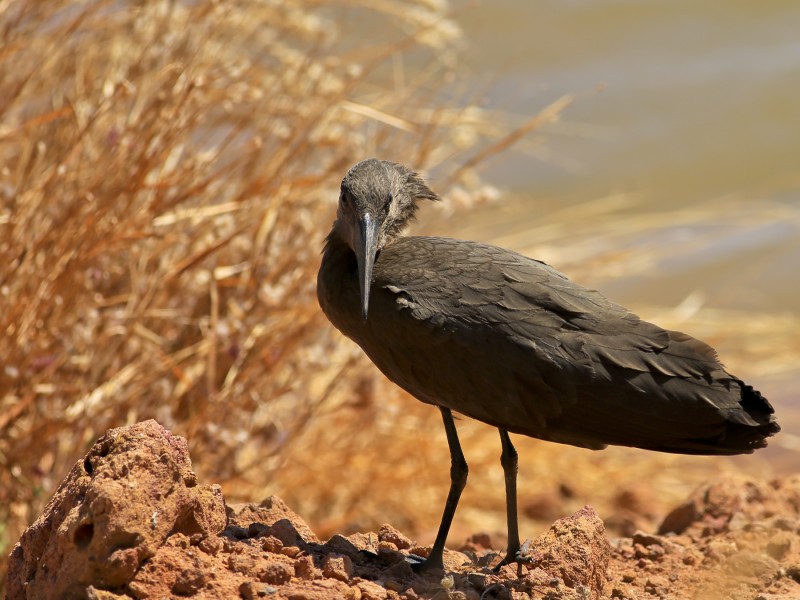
xmin=340 ymin=192 xmax=351 ymax=208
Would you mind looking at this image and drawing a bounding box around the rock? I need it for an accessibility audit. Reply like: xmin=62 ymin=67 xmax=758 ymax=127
xmin=6 ymin=420 xmax=226 ymax=600
xmin=9 ymin=419 xmax=800 ymax=600
xmin=260 ymin=535 xmax=284 ymax=553
xmin=85 ymin=588 xmax=130 ymax=600
xmin=767 ymin=532 xmax=793 ymax=561
xmin=325 ymin=532 xmax=379 ymax=558
xmin=322 ymin=554 xmax=354 ymax=582
xmin=526 ymin=505 xmax=610 ymax=600
xmin=239 ymin=581 xmax=278 ymax=599
xmin=442 ymin=549 xmax=474 ymax=571
xmin=725 ymin=550 xmax=779 ymax=579
xmin=295 ymin=554 xmax=320 ymax=580
xmin=644 ymin=575 xmax=669 ymax=594
xmin=659 ymin=475 xmax=800 ymax=536
xmin=355 ymin=579 xmax=388 ymax=600
xmin=227 ymin=496 xmax=319 ymax=545
xmin=378 ymin=524 xmax=413 ymax=550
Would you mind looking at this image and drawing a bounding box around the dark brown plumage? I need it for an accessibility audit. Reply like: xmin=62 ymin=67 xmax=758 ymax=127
xmin=317 ymin=158 xmax=780 ymax=571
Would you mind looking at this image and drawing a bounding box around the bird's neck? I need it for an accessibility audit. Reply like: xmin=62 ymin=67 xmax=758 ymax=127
xmin=322 ymin=227 xmax=350 ymax=257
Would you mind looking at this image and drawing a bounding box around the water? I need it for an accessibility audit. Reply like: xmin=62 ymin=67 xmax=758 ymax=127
xmin=435 ymin=1 xmax=800 ymax=310
xmin=436 ymin=1 xmax=800 ymax=442
xmin=451 ymin=0 xmax=800 ymax=213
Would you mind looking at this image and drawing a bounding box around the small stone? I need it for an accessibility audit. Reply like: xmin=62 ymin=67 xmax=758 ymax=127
xmin=767 ymin=532 xmax=793 ymax=561
xmin=345 ymin=586 xmax=362 ymax=600
xmin=356 ymin=580 xmax=388 ymax=600
xmin=171 ymin=533 xmax=191 ymax=549
xmin=294 ymin=555 xmax=318 ymax=580
xmin=198 ymin=535 xmax=223 ymax=555
xmin=621 ymin=571 xmax=636 ymax=583
xmin=645 ymin=575 xmax=669 ymax=593
xmin=322 ymin=554 xmax=354 ymax=582
xmin=631 ymin=531 xmax=663 ymax=547
xmin=725 ymin=550 xmax=779 ymax=579
xmin=658 ymin=500 xmax=698 ymax=535
xmin=379 ymin=524 xmax=413 ymax=550
xmin=260 ymin=562 xmax=293 ymax=585
xmin=239 ymin=581 xmax=277 ymax=599
xmin=261 ymin=536 xmax=284 ymax=553
xmin=522 ymin=492 xmax=562 ymax=520
xmin=785 ymin=564 xmax=800 ymax=582
xmin=281 ymin=545 xmax=301 ymax=558
xmin=172 ymin=568 xmax=205 ymax=595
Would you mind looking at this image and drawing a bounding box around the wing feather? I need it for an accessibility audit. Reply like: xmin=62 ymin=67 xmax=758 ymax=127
xmin=338 ymin=236 xmax=780 ymax=453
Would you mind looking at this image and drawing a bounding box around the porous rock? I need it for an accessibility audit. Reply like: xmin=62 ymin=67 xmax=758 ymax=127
xmin=527 ymin=505 xmax=610 ymax=599
xmin=6 ymin=420 xmax=226 ymax=599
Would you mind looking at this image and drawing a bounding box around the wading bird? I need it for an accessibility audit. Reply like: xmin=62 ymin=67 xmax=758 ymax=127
xmin=317 ymin=158 xmax=780 ymax=571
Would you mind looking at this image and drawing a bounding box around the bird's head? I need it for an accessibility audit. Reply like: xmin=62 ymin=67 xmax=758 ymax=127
xmin=333 ymin=158 xmax=438 ymax=320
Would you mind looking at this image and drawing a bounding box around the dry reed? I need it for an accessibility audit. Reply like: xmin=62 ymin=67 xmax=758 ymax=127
xmin=0 ymin=0 xmax=567 ymax=587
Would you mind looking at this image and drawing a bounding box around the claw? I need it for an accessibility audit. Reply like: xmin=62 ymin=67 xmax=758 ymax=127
xmin=407 ymin=553 xmax=444 ymax=573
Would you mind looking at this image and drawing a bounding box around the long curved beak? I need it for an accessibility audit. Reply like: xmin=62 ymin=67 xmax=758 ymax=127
xmin=355 ymin=213 xmax=380 ymax=321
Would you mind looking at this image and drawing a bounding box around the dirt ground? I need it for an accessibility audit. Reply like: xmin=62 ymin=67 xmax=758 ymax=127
xmin=6 ymin=421 xmax=800 ymax=600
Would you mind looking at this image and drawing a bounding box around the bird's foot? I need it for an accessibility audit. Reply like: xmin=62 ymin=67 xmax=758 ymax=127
xmin=492 ymin=553 xmax=515 ymax=572
xmin=406 ymin=552 xmax=444 ymax=573
xmin=492 ymin=541 xmax=533 ymax=572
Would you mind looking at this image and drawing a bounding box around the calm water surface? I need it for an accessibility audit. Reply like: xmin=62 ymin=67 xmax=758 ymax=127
xmin=451 ymin=1 xmax=800 ymax=208
xmin=432 ymin=2 xmax=800 ymax=438
xmin=433 ymin=1 xmax=799 ymax=311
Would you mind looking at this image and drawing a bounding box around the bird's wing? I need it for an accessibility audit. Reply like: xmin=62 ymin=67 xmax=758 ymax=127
xmin=371 ymin=237 xmax=764 ymax=449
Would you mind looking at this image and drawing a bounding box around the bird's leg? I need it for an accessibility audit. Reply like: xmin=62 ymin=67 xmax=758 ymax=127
xmin=495 ymin=428 xmax=521 ymax=569
xmin=411 ymin=407 xmax=468 ymax=572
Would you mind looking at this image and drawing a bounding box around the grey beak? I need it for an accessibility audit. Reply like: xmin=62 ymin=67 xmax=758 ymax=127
xmin=355 ymin=213 xmax=380 ymax=320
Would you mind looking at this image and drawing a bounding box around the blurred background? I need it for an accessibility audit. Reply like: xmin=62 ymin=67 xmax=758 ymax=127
xmin=1 ymin=0 xmax=798 ymax=589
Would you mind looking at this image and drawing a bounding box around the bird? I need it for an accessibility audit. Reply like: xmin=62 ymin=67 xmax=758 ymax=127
xmin=316 ymin=158 xmax=780 ymax=572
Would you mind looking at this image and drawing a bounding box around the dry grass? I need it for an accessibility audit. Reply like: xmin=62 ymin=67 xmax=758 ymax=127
xmin=2 ymin=1 xmax=797 ymax=593
xmin=0 ymin=0 xmax=567 ymax=587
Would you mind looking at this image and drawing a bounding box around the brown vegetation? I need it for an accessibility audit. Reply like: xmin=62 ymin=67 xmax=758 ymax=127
xmin=0 ymin=0 xmax=565 ymax=589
